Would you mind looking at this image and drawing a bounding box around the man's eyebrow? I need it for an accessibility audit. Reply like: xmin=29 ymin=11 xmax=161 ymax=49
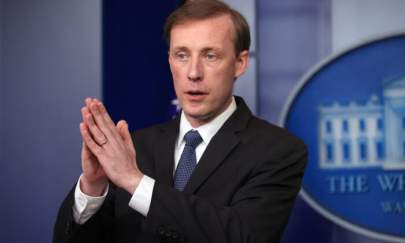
xmin=200 ymin=47 xmax=222 ymax=53
xmin=170 ymin=46 xmax=223 ymax=52
xmin=171 ymin=46 xmax=189 ymax=52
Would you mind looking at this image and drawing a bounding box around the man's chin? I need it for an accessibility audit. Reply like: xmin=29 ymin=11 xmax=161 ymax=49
xmin=183 ymin=108 xmax=215 ymax=126
xmin=184 ymin=110 xmax=207 ymax=120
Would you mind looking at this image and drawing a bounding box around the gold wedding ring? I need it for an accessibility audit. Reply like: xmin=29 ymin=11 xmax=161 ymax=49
xmin=99 ymin=135 xmax=108 ymax=146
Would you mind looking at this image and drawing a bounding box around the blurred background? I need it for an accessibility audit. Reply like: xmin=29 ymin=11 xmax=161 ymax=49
xmin=0 ymin=0 xmax=404 ymax=242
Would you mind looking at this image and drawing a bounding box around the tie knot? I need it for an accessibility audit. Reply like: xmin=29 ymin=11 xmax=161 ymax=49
xmin=184 ymin=130 xmax=203 ymax=149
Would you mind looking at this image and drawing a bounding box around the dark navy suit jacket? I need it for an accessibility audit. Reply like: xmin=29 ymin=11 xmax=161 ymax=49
xmin=54 ymin=97 xmax=307 ymax=243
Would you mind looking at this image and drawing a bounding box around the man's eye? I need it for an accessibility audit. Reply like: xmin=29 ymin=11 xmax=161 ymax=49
xmin=175 ymin=52 xmax=188 ymax=61
xmin=206 ymin=53 xmax=218 ymax=61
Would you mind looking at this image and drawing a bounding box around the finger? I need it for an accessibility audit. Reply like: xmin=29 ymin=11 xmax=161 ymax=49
xmin=81 ymin=141 xmax=100 ymax=174
xmin=82 ymin=107 xmax=108 ymax=146
xmin=81 ymin=104 xmax=95 ymax=125
xmin=95 ymin=99 xmax=116 ymax=128
xmin=85 ymin=97 xmax=92 ymax=108
xmin=80 ymin=122 xmax=103 ymax=155
xmin=88 ymin=100 xmax=117 ymax=139
xmin=116 ymin=120 xmax=127 ymax=140
xmin=117 ymin=120 xmax=135 ymax=153
xmin=81 ymin=141 xmax=93 ymax=161
xmin=84 ymin=97 xmax=95 ymax=116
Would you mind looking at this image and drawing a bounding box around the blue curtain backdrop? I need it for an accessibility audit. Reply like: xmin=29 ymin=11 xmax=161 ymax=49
xmin=102 ymin=0 xmax=180 ymax=131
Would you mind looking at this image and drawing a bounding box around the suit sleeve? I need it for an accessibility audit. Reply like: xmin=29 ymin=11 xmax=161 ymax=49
xmin=53 ymin=184 xmax=116 ymax=243
xmin=142 ymin=140 xmax=308 ymax=243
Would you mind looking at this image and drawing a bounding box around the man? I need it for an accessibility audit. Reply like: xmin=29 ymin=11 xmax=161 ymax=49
xmin=54 ymin=1 xmax=307 ymax=242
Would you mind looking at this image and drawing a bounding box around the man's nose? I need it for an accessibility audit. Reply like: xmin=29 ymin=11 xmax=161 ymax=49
xmin=187 ymin=57 xmax=203 ymax=82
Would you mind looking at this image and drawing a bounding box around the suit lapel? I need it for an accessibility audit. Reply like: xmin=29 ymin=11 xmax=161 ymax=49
xmin=184 ymin=97 xmax=252 ymax=194
xmin=154 ymin=117 xmax=179 ymax=186
xmin=183 ymin=128 xmax=239 ymax=193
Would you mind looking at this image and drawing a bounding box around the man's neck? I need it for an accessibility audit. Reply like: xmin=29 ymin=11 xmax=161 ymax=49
xmin=177 ymin=96 xmax=237 ymax=149
xmin=185 ymin=97 xmax=234 ymax=128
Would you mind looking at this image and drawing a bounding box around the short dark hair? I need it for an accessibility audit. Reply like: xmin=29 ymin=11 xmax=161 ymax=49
xmin=164 ymin=0 xmax=250 ymax=55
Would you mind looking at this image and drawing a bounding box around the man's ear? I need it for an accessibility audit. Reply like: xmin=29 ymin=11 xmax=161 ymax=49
xmin=168 ymin=51 xmax=174 ymax=69
xmin=234 ymin=50 xmax=249 ymax=79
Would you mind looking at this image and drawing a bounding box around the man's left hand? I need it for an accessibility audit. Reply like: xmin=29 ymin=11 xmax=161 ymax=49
xmin=80 ymin=98 xmax=144 ymax=194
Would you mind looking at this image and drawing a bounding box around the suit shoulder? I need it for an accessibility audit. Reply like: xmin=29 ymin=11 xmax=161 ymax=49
xmin=244 ymin=116 xmax=308 ymax=171
xmin=130 ymin=119 xmax=176 ymax=149
xmin=132 ymin=119 xmax=174 ymax=137
xmin=246 ymin=116 xmax=306 ymax=149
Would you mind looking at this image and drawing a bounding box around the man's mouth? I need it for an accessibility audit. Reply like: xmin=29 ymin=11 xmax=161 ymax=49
xmin=185 ymin=90 xmax=208 ymax=100
xmin=186 ymin=90 xmax=207 ymax=96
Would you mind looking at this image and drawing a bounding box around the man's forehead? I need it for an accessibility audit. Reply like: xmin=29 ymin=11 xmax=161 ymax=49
xmin=169 ymin=15 xmax=235 ymax=48
xmin=171 ymin=46 xmax=223 ymax=53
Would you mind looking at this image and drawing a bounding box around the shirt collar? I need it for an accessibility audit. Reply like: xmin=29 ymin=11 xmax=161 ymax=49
xmin=177 ymin=96 xmax=237 ymax=147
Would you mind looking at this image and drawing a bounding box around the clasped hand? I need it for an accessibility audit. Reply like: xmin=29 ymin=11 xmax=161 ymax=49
xmin=79 ymin=98 xmax=143 ymax=196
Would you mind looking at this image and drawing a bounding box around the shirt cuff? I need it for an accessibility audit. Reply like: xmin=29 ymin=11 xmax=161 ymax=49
xmin=72 ymin=175 xmax=109 ymax=225
xmin=128 ymin=175 xmax=155 ymax=217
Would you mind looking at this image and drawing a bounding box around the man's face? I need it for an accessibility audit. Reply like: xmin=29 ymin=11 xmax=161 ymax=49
xmin=169 ymin=15 xmax=249 ymax=127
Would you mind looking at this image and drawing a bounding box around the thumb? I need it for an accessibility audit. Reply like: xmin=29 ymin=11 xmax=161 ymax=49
xmin=81 ymin=141 xmax=92 ymax=160
xmin=117 ymin=120 xmax=135 ymax=152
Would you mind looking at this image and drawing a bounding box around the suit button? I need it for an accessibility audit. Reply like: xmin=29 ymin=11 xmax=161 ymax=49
xmin=65 ymin=222 xmax=71 ymax=235
xmin=165 ymin=230 xmax=172 ymax=238
xmin=157 ymin=226 xmax=166 ymax=236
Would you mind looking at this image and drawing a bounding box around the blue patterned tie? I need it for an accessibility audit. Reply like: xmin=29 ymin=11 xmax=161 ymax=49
xmin=174 ymin=130 xmax=203 ymax=191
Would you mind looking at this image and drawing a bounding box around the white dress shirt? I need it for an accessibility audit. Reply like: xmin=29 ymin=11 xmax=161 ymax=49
xmin=73 ymin=97 xmax=237 ymax=224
